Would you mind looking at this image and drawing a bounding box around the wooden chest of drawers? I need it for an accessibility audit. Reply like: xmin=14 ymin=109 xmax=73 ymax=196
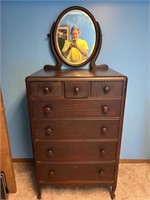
xmin=26 ymin=68 xmax=127 ymax=199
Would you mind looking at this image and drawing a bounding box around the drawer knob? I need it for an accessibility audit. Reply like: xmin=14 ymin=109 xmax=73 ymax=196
xmin=47 ymin=149 xmax=53 ymax=157
xmin=99 ymin=169 xmax=104 ymax=177
xmin=102 ymin=106 xmax=109 ymax=114
xmin=100 ymin=148 xmax=105 ymax=157
xmin=74 ymin=87 xmax=79 ymax=95
xmin=45 ymin=128 xmax=53 ymax=136
xmin=43 ymin=106 xmax=51 ymax=114
xmin=103 ymin=86 xmax=110 ymax=93
xmin=101 ymin=127 xmax=108 ymax=135
xmin=49 ymin=170 xmax=54 ymax=178
xmin=43 ymin=86 xmax=50 ymax=94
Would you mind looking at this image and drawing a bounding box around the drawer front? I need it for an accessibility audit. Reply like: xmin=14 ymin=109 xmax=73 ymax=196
xmin=37 ymin=163 xmax=115 ymax=182
xmin=29 ymin=82 xmax=64 ymax=97
xmin=91 ymin=81 xmax=123 ymax=97
xmin=32 ymin=99 xmax=121 ymax=118
xmin=65 ymin=81 xmax=89 ymax=98
xmin=36 ymin=141 xmax=117 ymax=161
xmin=34 ymin=119 xmax=119 ymax=139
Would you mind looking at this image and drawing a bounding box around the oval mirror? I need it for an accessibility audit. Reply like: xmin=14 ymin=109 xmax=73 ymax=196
xmin=53 ymin=6 xmax=99 ymax=67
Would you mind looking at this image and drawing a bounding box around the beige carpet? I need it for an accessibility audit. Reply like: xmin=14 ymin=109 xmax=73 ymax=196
xmin=8 ymin=163 xmax=150 ymax=200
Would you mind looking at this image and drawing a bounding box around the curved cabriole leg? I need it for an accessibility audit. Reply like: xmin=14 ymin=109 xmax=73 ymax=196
xmin=111 ymin=192 xmax=116 ymax=199
xmin=111 ymin=185 xmax=116 ymax=199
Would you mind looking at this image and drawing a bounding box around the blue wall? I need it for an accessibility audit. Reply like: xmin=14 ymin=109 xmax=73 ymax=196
xmin=1 ymin=0 xmax=150 ymax=159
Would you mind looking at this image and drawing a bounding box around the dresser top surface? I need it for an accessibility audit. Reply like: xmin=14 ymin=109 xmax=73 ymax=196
xmin=26 ymin=68 xmax=127 ymax=81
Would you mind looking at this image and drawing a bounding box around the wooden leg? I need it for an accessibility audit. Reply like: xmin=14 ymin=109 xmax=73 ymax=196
xmin=111 ymin=185 xmax=116 ymax=199
xmin=111 ymin=191 xmax=115 ymax=199
xmin=37 ymin=185 xmax=41 ymax=199
xmin=37 ymin=191 xmax=41 ymax=200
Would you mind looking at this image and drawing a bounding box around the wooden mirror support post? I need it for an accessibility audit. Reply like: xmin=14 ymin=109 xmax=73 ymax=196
xmin=44 ymin=22 xmax=62 ymax=71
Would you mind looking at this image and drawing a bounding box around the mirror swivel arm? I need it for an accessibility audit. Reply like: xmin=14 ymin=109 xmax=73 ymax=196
xmin=44 ymin=22 xmax=62 ymax=71
xmin=90 ymin=21 xmax=108 ymax=71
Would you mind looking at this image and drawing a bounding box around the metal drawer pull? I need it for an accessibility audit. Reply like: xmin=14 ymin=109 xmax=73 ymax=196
xmin=43 ymin=106 xmax=51 ymax=114
xmin=103 ymin=86 xmax=110 ymax=93
xmin=43 ymin=86 xmax=50 ymax=94
xmin=74 ymin=87 xmax=79 ymax=95
xmin=45 ymin=128 xmax=53 ymax=136
xmin=47 ymin=149 xmax=53 ymax=157
xmin=49 ymin=170 xmax=54 ymax=178
xmin=102 ymin=105 xmax=109 ymax=114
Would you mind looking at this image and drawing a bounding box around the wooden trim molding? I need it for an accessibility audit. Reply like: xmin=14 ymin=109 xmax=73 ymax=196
xmin=120 ymin=159 xmax=150 ymax=163
xmin=12 ymin=158 xmax=34 ymax=163
xmin=12 ymin=158 xmax=149 ymax=164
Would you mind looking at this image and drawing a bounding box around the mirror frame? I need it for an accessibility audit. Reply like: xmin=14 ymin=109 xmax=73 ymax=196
xmin=44 ymin=6 xmax=108 ymax=71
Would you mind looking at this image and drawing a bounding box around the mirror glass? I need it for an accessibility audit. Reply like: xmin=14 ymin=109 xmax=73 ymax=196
xmin=55 ymin=8 xmax=96 ymax=66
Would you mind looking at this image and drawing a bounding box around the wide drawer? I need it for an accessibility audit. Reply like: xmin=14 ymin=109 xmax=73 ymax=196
xmin=65 ymin=81 xmax=89 ymax=98
xmin=91 ymin=81 xmax=123 ymax=97
xmin=37 ymin=163 xmax=115 ymax=182
xmin=36 ymin=141 xmax=117 ymax=161
xmin=29 ymin=81 xmax=64 ymax=97
xmin=34 ymin=119 xmax=119 ymax=139
xmin=32 ymin=99 xmax=121 ymax=118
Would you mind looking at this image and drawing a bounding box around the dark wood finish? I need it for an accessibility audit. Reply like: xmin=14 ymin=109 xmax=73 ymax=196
xmin=65 ymin=81 xmax=90 ymax=98
xmin=36 ymin=141 xmax=117 ymax=161
xmin=37 ymin=163 xmax=115 ymax=183
xmin=34 ymin=119 xmax=119 ymax=139
xmin=91 ymin=81 xmax=123 ymax=97
xmin=25 ymin=68 xmax=127 ymax=199
xmin=29 ymin=81 xmax=64 ymax=97
xmin=32 ymin=99 xmax=121 ymax=118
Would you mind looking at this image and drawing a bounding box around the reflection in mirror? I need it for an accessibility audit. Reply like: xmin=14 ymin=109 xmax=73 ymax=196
xmin=56 ymin=9 xmax=96 ymax=66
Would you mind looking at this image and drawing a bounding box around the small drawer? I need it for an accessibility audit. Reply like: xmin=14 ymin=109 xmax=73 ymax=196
xmin=29 ymin=81 xmax=64 ymax=97
xmin=38 ymin=163 xmax=115 ymax=182
xmin=36 ymin=141 xmax=117 ymax=161
xmin=34 ymin=119 xmax=119 ymax=139
xmin=91 ymin=81 xmax=123 ymax=97
xmin=65 ymin=81 xmax=89 ymax=98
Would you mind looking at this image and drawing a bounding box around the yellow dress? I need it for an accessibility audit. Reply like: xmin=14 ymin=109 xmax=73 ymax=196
xmin=62 ymin=39 xmax=89 ymax=62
